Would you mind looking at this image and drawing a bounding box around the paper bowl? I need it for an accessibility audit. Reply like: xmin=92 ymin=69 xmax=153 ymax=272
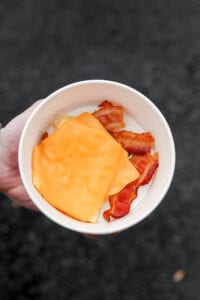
xmin=18 ymin=80 xmax=175 ymax=235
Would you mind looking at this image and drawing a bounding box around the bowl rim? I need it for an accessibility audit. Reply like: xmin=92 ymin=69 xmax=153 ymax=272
xmin=19 ymin=79 xmax=176 ymax=234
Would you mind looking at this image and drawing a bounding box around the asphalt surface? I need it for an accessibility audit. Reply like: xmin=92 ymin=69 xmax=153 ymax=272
xmin=0 ymin=1 xmax=200 ymax=299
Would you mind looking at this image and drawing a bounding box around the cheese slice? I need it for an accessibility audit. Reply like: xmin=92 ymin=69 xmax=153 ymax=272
xmin=32 ymin=112 xmax=139 ymax=223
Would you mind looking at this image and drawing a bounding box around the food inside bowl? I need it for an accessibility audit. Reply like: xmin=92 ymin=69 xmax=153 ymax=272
xmin=32 ymin=101 xmax=159 ymax=223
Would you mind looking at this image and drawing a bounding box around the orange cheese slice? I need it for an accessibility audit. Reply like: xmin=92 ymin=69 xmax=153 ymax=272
xmin=32 ymin=112 xmax=139 ymax=223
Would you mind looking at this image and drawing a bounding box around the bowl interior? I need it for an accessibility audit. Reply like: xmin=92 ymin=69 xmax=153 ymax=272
xmin=19 ymin=80 xmax=175 ymax=234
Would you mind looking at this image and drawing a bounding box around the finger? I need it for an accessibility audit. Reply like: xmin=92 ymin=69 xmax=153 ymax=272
xmin=83 ymin=234 xmax=98 ymax=238
xmin=11 ymin=199 xmax=40 ymax=212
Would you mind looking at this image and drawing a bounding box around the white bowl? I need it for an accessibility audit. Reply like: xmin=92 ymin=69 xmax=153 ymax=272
xmin=18 ymin=80 xmax=175 ymax=235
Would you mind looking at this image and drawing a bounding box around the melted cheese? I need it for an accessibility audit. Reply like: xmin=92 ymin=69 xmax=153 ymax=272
xmin=32 ymin=112 xmax=139 ymax=223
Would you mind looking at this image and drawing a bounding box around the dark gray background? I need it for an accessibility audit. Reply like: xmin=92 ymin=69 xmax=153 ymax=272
xmin=0 ymin=1 xmax=199 ymax=299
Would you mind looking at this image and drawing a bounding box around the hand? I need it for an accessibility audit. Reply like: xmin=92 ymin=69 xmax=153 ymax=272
xmin=0 ymin=101 xmax=41 ymax=211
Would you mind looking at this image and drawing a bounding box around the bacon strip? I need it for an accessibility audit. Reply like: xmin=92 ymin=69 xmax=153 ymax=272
xmin=41 ymin=132 xmax=48 ymax=140
xmin=92 ymin=100 xmax=125 ymax=132
xmin=111 ymin=130 xmax=155 ymax=155
xmin=130 ymin=152 xmax=159 ymax=186
xmin=103 ymin=181 xmax=138 ymax=221
xmin=103 ymin=152 xmax=159 ymax=221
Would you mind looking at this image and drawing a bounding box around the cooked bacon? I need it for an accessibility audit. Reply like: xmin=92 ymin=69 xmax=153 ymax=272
xmin=92 ymin=100 xmax=125 ymax=132
xmin=130 ymin=152 xmax=159 ymax=186
xmin=103 ymin=181 xmax=138 ymax=222
xmin=41 ymin=132 xmax=48 ymax=140
xmin=111 ymin=130 xmax=155 ymax=155
xmin=98 ymin=100 xmax=113 ymax=109
xmin=103 ymin=152 xmax=159 ymax=221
